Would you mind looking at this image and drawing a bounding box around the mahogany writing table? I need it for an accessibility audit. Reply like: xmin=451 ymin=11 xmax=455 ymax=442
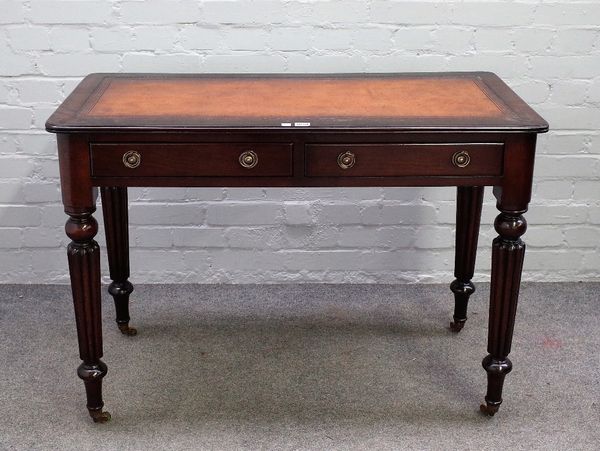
xmin=46 ymin=72 xmax=548 ymax=422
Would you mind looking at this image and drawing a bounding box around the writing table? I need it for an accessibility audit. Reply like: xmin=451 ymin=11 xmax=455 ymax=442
xmin=46 ymin=72 xmax=548 ymax=422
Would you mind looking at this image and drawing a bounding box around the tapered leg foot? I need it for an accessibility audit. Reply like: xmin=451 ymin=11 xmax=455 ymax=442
xmin=481 ymin=355 xmax=513 ymax=416
xmin=118 ymin=323 xmax=137 ymax=336
xmin=108 ymin=281 xmax=136 ymax=336
xmin=89 ymin=409 xmax=112 ymax=423
xmin=449 ymin=279 xmax=475 ymax=333
xmin=480 ymin=402 xmax=500 ymax=416
xmin=79 ymin=361 xmax=111 ymax=424
xmin=449 ymin=320 xmax=465 ymax=333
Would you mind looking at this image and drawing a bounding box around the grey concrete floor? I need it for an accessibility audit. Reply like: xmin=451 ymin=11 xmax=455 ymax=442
xmin=0 ymin=283 xmax=599 ymax=450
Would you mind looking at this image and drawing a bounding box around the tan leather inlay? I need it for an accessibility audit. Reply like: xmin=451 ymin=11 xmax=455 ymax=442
xmin=88 ymin=77 xmax=503 ymax=119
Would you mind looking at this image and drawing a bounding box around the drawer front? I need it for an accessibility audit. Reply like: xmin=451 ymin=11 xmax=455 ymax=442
xmin=91 ymin=143 xmax=293 ymax=177
xmin=305 ymin=143 xmax=504 ymax=177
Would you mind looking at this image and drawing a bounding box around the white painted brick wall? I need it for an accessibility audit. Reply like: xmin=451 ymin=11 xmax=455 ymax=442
xmin=1 ymin=0 xmax=599 ymax=284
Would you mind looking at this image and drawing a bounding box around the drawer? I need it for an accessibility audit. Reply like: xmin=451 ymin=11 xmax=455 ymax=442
xmin=90 ymin=143 xmax=293 ymax=177
xmin=305 ymin=143 xmax=504 ymax=177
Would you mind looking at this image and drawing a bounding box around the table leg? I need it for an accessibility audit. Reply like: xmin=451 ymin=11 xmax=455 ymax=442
xmin=101 ymin=187 xmax=136 ymax=336
xmin=66 ymin=209 xmax=111 ymax=423
xmin=450 ymin=186 xmax=484 ymax=332
xmin=480 ymin=210 xmax=527 ymax=416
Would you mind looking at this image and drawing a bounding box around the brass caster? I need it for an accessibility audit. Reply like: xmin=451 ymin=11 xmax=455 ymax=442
xmin=89 ymin=409 xmax=112 ymax=423
xmin=480 ymin=403 xmax=500 ymax=416
xmin=449 ymin=320 xmax=465 ymax=333
xmin=118 ymin=323 xmax=137 ymax=336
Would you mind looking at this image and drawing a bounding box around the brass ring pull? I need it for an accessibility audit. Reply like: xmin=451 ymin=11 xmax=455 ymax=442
xmin=239 ymin=150 xmax=258 ymax=169
xmin=452 ymin=150 xmax=470 ymax=168
xmin=122 ymin=150 xmax=141 ymax=169
xmin=337 ymin=151 xmax=356 ymax=169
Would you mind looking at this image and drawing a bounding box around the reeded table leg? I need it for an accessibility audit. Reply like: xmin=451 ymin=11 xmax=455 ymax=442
xmin=66 ymin=210 xmax=111 ymax=423
xmin=480 ymin=211 xmax=527 ymax=416
xmin=101 ymin=187 xmax=136 ymax=336
xmin=450 ymin=186 xmax=484 ymax=332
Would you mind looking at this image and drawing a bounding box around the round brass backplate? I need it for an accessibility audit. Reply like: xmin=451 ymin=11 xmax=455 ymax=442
xmin=122 ymin=150 xmax=141 ymax=169
xmin=337 ymin=151 xmax=356 ymax=169
xmin=452 ymin=150 xmax=471 ymax=168
xmin=239 ymin=150 xmax=258 ymax=169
